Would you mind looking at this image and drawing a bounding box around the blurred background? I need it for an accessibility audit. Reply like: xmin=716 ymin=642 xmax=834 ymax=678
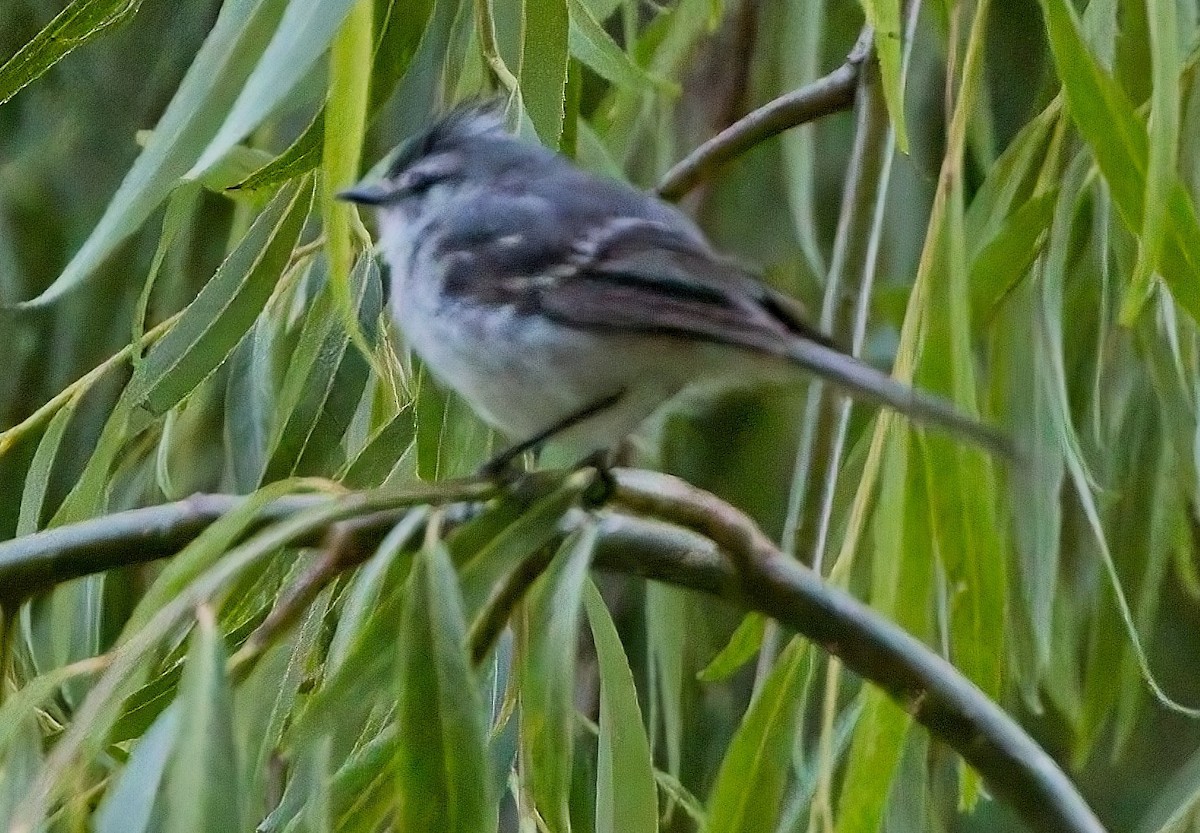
xmin=2 ymin=0 xmax=1200 ymax=831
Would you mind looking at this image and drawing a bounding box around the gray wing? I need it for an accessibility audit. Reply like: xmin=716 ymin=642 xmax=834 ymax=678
xmin=435 ymin=197 xmax=1012 ymax=457
xmin=453 ymin=212 xmax=836 ymax=354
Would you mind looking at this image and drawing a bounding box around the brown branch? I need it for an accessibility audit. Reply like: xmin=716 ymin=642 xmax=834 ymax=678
xmin=0 ymin=470 xmax=1107 ymax=833
xmin=656 ymin=27 xmax=874 ymax=201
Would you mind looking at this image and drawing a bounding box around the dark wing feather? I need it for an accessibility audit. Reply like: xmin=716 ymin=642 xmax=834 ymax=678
xmin=536 ymin=218 xmax=836 ymax=354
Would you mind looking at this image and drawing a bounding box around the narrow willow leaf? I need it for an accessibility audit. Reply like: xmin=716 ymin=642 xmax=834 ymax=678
xmin=95 ymin=706 xmax=180 ymax=833
xmin=229 ymin=0 xmax=438 ymax=192
xmin=122 ymin=479 xmax=306 ymax=637
xmin=858 ymin=0 xmax=908 ymax=152
xmin=696 ymin=612 xmax=766 ymax=683
xmin=325 ymin=509 xmax=426 ymax=673
xmin=644 ymin=584 xmax=685 ymax=780
xmin=323 ymin=0 xmax=376 ymax=368
xmin=778 ymin=0 xmax=828 ymax=275
xmin=414 ymin=365 xmax=493 ymax=479
xmin=131 ymin=176 xmax=314 ymax=416
xmin=521 ymin=0 xmax=570 ymax=146
xmin=567 ymin=0 xmax=665 ymax=93
xmin=21 ymin=0 xmax=291 ymax=307
xmin=132 ymin=183 xmax=202 ymax=367
xmin=231 ymin=112 xmax=325 ymax=193
xmin=599 ymin=0 xmax=707 ymax=165
xmin=583 ymin=580 xmax=658 ymax=833
xmin=519 ymin=525 xmax=599 ymax=833
xmin=964 ymin=98 xmax=1061 ymax=245
xmin=394 ymin=540 xmax=495 ymax=833
xmin=1037 ymin=0 xmax=1200 ymax=323
xmin=189 ymin=0 xmax=362 ymax=176
xmin=0 ymin=0 xmax=144 ymax=106
xmin=458 ymin=480 xmax=587 ymax=616
xmin=329 ymin=723 xmax=400 ymax=829
xmin=289 ymin=581 xmax=405 ymax=743
xmin=0 ymin=716 xmax=42 ymax=829
xmin=339 ymin=404 xmax=417 ymax=488
xmin=836 ymin=432 xmax=932 ymax=831
xmin=260 ymin=256 xmax=381 ymax=482
xmin=969 ymin=189 xmax=1058 ymax=328
xmin=15 ymin=397 xmax=78 ymax=535
xmin=705 ymin=637 xmax=810 ymax=833
xmin=1122 ymin=0 xmax=1181 ymax=322
xmin=165 ymin=609 xmax=241 ymax=833
xmin=0 ymin=657 xmax=108 ymax=760
xmin=248 ymin=595 xmax=330 ymax=814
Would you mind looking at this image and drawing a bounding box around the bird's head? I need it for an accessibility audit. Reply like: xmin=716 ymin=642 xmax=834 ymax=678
xmin=338 ymin=99 xmax=522 ymax=221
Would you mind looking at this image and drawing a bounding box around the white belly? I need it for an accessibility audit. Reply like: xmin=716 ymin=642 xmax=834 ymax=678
xmin=391 ymin=274 xmax=698 ymax=455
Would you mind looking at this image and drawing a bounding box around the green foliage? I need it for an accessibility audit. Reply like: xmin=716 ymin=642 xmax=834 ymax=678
xmin=3 ymin=0 xmax=1200 ymax=831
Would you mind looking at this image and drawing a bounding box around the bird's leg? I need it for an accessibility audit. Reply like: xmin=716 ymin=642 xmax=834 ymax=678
xmin=477 ymin=388 xmax=626 ymax=480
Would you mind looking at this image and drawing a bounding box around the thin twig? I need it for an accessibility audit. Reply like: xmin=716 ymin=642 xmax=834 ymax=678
xmin=656 ymin=27 xmax=874 ymax=201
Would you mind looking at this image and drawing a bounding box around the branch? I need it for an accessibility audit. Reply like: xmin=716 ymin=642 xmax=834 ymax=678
xmin=0 ymin=471 xmax=1106 ymax=833
xmin=656 ymin=27 xmax=874 ymax=201
xmin=604 ymin=471 xmax=1105 ymax=833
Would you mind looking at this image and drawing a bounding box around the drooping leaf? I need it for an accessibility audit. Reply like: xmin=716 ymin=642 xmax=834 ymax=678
xmin=584 ymin=580 xmax=658 ymax=833
xmin=0 ymin=0 xmax=145 ymax=107
xmin=164 ymin=609 xmax=241 ymax=833
xmin=519 ymin=524 xmax=598 ymax=833
xmin=393 ymin=539 xmax=496 ymax=832
xmin=20 ymin=0 xmax=292 ymax=306
xmin=705 ymin=636 xmax=811 ymax=833
xmin=130 ymin=176 xmax=315 ymax=417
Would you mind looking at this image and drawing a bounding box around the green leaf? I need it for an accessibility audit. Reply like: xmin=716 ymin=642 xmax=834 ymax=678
xmin=16 ymin=397 xmax=78 ymax=535
xmin=583 ymin=580 xmax=658 ymax=833
xmin=858 ymin=0 xmax=908 ymax=152
xmin=521 ymin=0 xmax=570 ymax=147
xmin=519 ymin=524 xmax=599 ymax=833
xmin=0 ymin=0 xmax=144 ymax=107
xmin=165 ymin=609 xmax=241 ymax=833
xmin=189 ymin=0 xmax=363 ymax=176
xmin=394 ymin=539 xmax=496 ymax=833
xmin=323 ymin=0 xmax=376 ymax=369
xmin=969 ymin=189 xmax=1058 ymax=328
xmin=644 ymin=584 xmax=685 ymax=779
xmin=122 ymin=480 xmax=305 ymax=637
xmin=836 ymin=432 xmax=932 ymax=831
xmin=130 ymin=176 xmax=315 ymax=417
xmin=705 ymin=636 xmax=811 ymax=833
xmin=1122 ymin=0 xmax=1180 ymax=322
xmin=228 ymin=0 xmax=438 ymax=191
xmin=567 ymin=0 xmax=666 ymax=94
xmin=1037 ymin=0 xmax=1200 ymax=324
xmin=260 ymin=255 xmax=382 ymax=482
xmin=458 ymin=480 xmax=587 ymax=615
xmin=231 ymin=112 xmax=326 ymax=193
xmin=339 ymin=404 xmax=418 ymax=488
xmin=696 ymin=612 xmax=766 ymax=682
xmin=20 ymin=0 xmax=291 ymax=307
xmin=95 ymin=706 xmax=179 ymax=833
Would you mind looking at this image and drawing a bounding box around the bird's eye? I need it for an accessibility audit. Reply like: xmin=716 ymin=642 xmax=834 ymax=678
xmin=398 ymin=170 xmax=439 ymax=195
xmin=396 ymin=154 xmax=460 ymax=196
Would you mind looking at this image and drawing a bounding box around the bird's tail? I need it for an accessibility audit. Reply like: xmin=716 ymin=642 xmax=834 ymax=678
xmin=785 ymin=337 xmax=1015 ymax=460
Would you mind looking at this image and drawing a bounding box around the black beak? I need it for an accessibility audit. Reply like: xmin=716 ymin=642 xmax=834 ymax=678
xmin=337 ymin=182 xmax=393 ymax=205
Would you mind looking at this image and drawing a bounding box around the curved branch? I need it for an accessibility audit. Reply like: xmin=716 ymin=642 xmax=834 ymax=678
xmin=656 ymin=27 xmax=874 ymax=201
xmin=0 ymin=472 xmax=1105 ymax=833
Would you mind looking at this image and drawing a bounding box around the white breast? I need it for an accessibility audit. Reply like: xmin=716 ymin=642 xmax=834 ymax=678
xmin=379 ymin=212 xmax=701 ymax=455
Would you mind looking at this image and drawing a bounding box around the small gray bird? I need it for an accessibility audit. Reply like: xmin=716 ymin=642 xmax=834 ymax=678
xmin=340 ymin=101 xmax=1008 ymax=473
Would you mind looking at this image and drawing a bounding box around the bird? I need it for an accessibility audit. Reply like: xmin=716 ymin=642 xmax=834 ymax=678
xmin=339 ymin=100 xmax=1009 ymax=475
